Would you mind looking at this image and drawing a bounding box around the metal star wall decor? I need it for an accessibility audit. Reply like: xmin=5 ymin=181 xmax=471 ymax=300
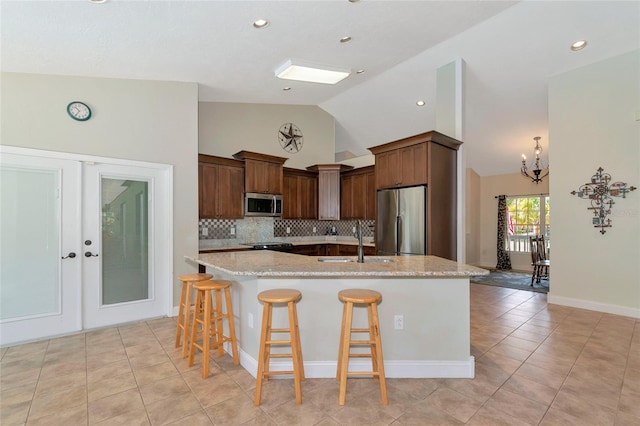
xmin=570 ymin=167 xmax=636 ymax=234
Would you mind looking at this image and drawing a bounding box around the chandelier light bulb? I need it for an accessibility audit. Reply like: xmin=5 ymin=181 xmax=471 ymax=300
xmin=521 ymin=136 xmax=549 ymax=184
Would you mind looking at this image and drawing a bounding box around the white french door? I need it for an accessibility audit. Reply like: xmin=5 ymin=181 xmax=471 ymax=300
xmin=0 ymin=148 xmax=172 ymax=346
xmin=0 ymin=153 xmax=82 ymax=345
xmin=82 ymin=163 xmax=170 ymax=329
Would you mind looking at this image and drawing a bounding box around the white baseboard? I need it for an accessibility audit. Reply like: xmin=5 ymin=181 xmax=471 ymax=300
xmin=548 ymin=294 xmax=640 ymax=319
xmin=233 ymin=344 xmax=474 ymax=379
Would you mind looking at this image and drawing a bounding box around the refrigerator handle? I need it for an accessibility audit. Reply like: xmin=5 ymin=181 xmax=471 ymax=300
xmin=396 ymin=215 xmax=401 ymax=254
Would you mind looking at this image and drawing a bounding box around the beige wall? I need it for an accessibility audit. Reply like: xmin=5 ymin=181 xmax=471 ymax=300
xmin=548 ymin=50 xmax=639 ymax=316
xmin=1 ymin=72 xmax=200 ymax=310
xmin=465 ymin=168 xmax=481 ymax=266
xmin=198 ymin=102 xmax=335 ymax=169
xmin=478 ymin=172 xmax=549 ymax=271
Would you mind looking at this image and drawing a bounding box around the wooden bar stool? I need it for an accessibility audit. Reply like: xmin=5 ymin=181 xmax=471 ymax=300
xmin=175 ymin=273 xmax=212 ymax=358
xmin=188 ymin=280 xmax=240 ymax=379
xmin=254 ymin=289 xmax=304 ymax=406
xmin=336 ymin=289 xmax=387 ymax=406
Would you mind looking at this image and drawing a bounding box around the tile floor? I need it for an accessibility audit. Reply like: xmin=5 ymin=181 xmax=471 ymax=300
xmin=1 ymin=283 xmax=638 ymax=425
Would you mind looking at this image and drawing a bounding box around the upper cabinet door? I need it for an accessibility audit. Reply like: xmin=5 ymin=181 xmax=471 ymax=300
xmin=299 ymin=175 xmax=317 ymax=219
xmin=198 ymin=162 xmax=219 ymax=219
xmin=375 ymin=150 xmax=400 ymax=189
xmin=216 ymin=164 xmax=244 ymax=218
xmin=233 ymin=151 xmax=287 ymax=194
xmin=282 ymin=173 xmax=298 ymax=219
xmin=198 ymin=155 xmax=244 ymax=219
xmin=317 ymin=169 xmax=341 ymax=220
xmin=400 ymin=143 xmax=428 ymax=187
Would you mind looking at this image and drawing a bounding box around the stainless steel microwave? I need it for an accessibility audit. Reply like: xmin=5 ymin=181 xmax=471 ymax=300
xmin=244 ymin=192 xmax=282 ymax=217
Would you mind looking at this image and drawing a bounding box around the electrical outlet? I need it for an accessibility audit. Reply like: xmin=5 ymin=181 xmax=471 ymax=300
xmin=248 ymin=313 xmax=254 ymax=328
xmin=201 ymin=227 xmax=208 ymax=236
xmin=312 ymin=226 xmax=317 ymax=233
xmin=230 ymin=227 xmax=235 ymax=235
xmin=352 ymin=227 xmax=356 ymax=233
xmin=394 ymin=315 xmax=404 ymax=330
xmin=286 ymin=227 xmax=291 ymax=234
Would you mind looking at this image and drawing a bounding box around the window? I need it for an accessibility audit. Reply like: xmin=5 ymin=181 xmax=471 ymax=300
xmin=505 ymin=195 xmax=550 ymax=253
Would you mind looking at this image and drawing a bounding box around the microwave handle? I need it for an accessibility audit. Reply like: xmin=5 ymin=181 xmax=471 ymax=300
xmin=272 ymin=195 xmax=276 ymax=215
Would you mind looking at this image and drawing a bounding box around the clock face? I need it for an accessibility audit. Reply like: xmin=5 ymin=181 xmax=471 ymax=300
xmin=67 ymin=101 xmax=92 ymax=121
xmin=278 ymin=123 xmax=303 ymax=153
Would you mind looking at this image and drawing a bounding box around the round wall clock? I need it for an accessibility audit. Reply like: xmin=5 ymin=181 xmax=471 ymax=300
xmin=278 ymin=123 xmax=304 ymax=153
xmin=66 ymin=101 xmax=92 ymax=121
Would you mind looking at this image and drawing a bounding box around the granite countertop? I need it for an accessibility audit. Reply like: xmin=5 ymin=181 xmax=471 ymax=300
xmin=186 ymin=251 xmax=489 ymax=278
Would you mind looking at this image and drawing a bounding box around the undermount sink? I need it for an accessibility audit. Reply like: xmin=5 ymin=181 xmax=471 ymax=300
xmin=317 ymin=257 xmax=394 ymax=263
xmin=363 ymin=257 xmax=394 ymax=263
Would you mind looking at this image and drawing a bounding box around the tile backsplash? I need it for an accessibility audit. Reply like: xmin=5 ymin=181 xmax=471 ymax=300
xmin=199 ymin=217 xmax=374 ymax=241
xmin=274 ymin=219 xmax=374 ymax=238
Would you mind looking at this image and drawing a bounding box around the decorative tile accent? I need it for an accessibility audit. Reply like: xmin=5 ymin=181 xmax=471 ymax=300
xmin=200 ymin=217 xmax=374 ymax=241
xmin=274 ymin=219 xmax=374 ymax=238
xmin=198 ymin=219 xmax=237 ymax=240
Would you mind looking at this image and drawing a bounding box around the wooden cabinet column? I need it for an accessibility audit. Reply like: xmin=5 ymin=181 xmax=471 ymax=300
xmin=368 ymin=131 xmax=462 ymax=260
xmin=307 ymin=164 xmax=353 ymax=220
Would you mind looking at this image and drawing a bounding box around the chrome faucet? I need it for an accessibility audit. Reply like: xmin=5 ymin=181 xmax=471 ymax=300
xmin=355 ymin=220 xmax=364 ymax=263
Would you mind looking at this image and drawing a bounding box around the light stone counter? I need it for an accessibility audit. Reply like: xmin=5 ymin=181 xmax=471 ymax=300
xmin=189 ymin=251 xmax=488 ymax=277
xmin=184 ymin=251 xmax=487 ymax=380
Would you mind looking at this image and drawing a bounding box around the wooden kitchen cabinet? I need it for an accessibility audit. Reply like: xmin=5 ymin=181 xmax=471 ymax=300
xmin=341 ymin=166 xmax=375 ymax=220
xmin=283 ymin=168 xmax=318 ymax=219
xmin=198 ymin=154 xmax=244 ymax=219
xmin=368 ymin=131 xmax=462 ymax=260
xmin=336 ymin=244 xmax=376 ymax=256
xmin=306 ymin=164 xmax=353 ymax=220
xmin=373 ymin=143 xmax=427 ymax=189
xmin=291 ymin=244 xmax=321 ymax=256
xmin=233 ymin=151 xmax=287 ymax=194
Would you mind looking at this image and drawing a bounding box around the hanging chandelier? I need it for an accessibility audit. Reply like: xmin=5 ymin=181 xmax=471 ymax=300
xmin=521 ymin=136 xmax=549 ymax=184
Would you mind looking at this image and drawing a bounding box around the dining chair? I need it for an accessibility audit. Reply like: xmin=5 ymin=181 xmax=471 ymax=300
xmin=529 ymin=235 xmax=550 ymax=286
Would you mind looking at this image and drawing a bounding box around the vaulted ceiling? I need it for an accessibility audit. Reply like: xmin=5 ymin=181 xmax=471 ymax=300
xmin=2 ymin=1 xmax=638 ymax=175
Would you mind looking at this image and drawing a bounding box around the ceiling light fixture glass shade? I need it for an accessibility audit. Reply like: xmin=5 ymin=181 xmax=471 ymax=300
xmin=253 ymin=19 xmax=269 ymax=29
xmin=570 ymin=40 xmax=587 ymax=51
xmin=275 ymin=60 xmax=350 ymax=85
xmin=521 ymin=136 xmax=549 ymax=184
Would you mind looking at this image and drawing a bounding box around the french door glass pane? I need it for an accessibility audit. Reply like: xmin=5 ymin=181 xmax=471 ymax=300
xmin=0 ymin=167 xmax=60 ymax=320
xmin=101 ymin=178 xmax=149 ymax=305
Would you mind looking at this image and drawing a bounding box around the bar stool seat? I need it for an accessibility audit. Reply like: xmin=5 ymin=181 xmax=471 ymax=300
xmin=336 ymin=288 xmax=387 ymax=406
xmin=188 ymin=280 xmax=239 ymax=378
xmin=254 ymin=289 xmax=304 ymax=406
xmin=175 ymin=273 xmax=212 ymax=358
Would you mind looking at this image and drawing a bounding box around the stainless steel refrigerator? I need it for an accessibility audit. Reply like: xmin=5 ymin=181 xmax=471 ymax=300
xmin=377 ymin=186 xmax=426 ymax=256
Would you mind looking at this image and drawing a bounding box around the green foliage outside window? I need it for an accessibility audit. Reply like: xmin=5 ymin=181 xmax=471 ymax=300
xmin=506 ymin=195 xmax=550 ymax=252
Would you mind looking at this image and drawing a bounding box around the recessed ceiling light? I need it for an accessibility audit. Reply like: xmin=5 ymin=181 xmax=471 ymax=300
xmin=416 ymin=100 xmax=426 ymax=107
xmin=88 ymin=0 xmax=108 ymax=3
xmin=570 ymin=40 xmax=587 ymax=51
xmin=348 ymin=0 xmax=360 ymax=3
xmin=356 ymin=69 xmax=365 ymax=74
xmin=253 ymin=19 xmax=269 ymax=29
xmin=283 ymin=87 xmax=291 ymax=91
xmin=340 ymin=36 xmax=352 ymax=43
xmin=275 ymin=59 xmax=350 ymax=85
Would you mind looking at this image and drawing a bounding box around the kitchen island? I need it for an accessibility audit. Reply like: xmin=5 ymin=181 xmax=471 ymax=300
xmin=185 ymin=251 xmax=488 ymax=379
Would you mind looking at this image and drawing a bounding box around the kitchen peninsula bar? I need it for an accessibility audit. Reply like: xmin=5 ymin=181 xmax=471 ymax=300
xmin=186 ymin=251 xmax=488 ymax=379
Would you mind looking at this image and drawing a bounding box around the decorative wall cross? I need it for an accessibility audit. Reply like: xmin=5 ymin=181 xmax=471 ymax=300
xmin=570 ymin=167 xmax=636 ymax=234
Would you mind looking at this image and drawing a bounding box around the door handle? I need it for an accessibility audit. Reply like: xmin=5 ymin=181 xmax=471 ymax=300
xmin=396 ymin=216 xmax=401 ymax=255
xmin=61 ymin=252 xmax=76 ymax=259
xmin=84 ymin=251 xmax=99 ymax=258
